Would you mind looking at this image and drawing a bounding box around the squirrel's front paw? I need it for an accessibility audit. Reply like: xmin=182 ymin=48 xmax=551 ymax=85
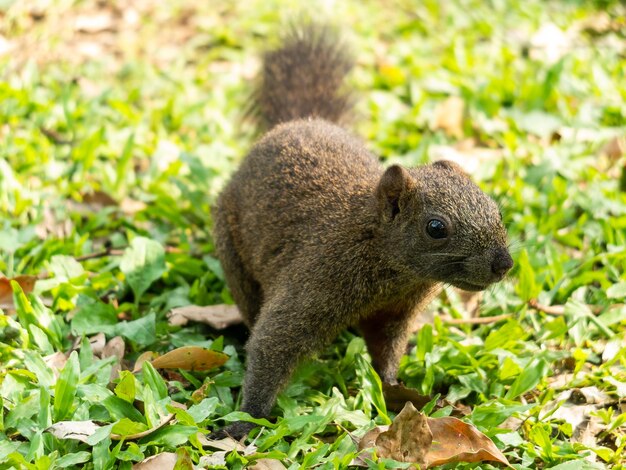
xmin=207 ymin=421 xmax=256 ymax=442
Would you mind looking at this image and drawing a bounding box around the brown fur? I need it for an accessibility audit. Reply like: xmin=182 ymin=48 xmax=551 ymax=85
xmin=211 ymin=26 xmax=513 ymax=439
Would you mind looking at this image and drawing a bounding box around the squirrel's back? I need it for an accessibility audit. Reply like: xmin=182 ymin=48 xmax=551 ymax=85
xmin=250 ymin=23 xmax=355 ymax=129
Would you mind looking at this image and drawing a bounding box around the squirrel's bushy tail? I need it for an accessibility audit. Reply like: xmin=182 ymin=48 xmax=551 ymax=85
xmin=250 ymin=23 xmax=354 ymax=130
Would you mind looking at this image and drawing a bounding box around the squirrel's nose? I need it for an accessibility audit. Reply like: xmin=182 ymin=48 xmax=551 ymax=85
xmin=491 ymin=248 xmax=513 ymax=277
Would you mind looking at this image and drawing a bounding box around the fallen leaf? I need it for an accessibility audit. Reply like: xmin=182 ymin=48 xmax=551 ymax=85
xmin=198 ymin=452 xmax=227 ymax=467
xmin=44 ymin=352 xmax=68 ymax=378
xmin=600 ymin=136 xmax=625 ymax=161
xmin=382 ymin=383 xmax=436 ymax=412
xmin=430 ymin=144 xmax=502 ymax=175
xmin=74 ymin=13 xmax=115 ymax=34
xmin=358 ymin=403 xmax=510 ymax=468
xmin=102 ymin=336 xmax=125 ymax=381
xmin=151 ymin=346 xmax=228 ymax=371
xmin=132 ymin=452 xmax=177 ymax=470
xmin=249 ymin=459 xmax=287 ymax=469
xmin=46 ymin=420 xmax=100 ymax=443
xmin=89 ymin=332 xmax=106 ymax=357
xmin=133 ymin=351 xmax=158 ymax=373
xmin=197 ymin=435 xmax=247 ymax=452
xmin=529 ymin=23 xmax=572 ymax=63
xmin=433 ymin=96 xmax=465 ymax=138
xmin=426 ymin=416 xmax=511 ymax=468
xmin=455 ymin=288 xmax=483 ymax=318
xmin=167 ymin=304 xmax=243 ymax=329
xmin=0 ymin=275 xmax=37 ymax=310
xmin=364 ymin=402 xmax=432 ymax=465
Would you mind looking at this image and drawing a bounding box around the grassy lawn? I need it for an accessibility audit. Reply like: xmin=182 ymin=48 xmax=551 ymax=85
xmin=1 ymin=0 xmax=625 ymax=468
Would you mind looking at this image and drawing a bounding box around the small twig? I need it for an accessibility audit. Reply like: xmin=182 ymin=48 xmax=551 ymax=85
xmin=75 ymin=248 xmax=125 ymax=261
xmin=39 ymin=127 xmax=73 ymax=145
xmin=75 ymin=245 xmax=183 ymax=262
xmin=441 ymin=313 xmax=512 ymax=325
xmin=528 ymin=299 xmax=566 ymax=316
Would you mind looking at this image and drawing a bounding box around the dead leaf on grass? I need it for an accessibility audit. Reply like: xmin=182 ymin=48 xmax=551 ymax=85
xmin=102 ymin=336 xmax=125 ymax=381
xmin=382 ymin=383 xmax=437 ymax=412
xmin=89 ymin=332 xmax=106 ymax=357
xmin=600 ymin=136 xmax=625 ymax=161
xmin=44 ymin=351 xmax=68 ymax=377
xmin=249 ymin=459 xmax=287 ymax=469
xmin=46 ymin=420 xmax=100 ymax=443
xmin=197 ymin=435 xmax=247 ymax=452
xmin=133 ymin=351 xmax=158 ymax=373
xmin=74 ymin=12 xmax=115 ymax=34
xmin=357 ymin=402 xmax=510 ymax=468
xmin=198 ymin=452 xmax=227 ymax=467
xmin=151 ymin=346 xmax=228 ymax=371
xmin=0 ymin=275 xmax=37 ymax=310
xmin=432 ymin=96 xmax=465 ymax=138
xmin=430 ymin=143 xmax=502 ymax=175
xmin=167 ymin=304 xmax=243 ymax=329
xmin=132 ymin=452 xmax=177 ymax=470
xmin=426 ymin=416 xmax=510 ymax=468
xmin=375 ymin=402 xmax=432 ymax=465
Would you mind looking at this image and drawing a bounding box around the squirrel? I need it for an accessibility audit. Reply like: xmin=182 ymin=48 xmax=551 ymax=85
xmin=211 ymin=24 xmax=513 ymax=439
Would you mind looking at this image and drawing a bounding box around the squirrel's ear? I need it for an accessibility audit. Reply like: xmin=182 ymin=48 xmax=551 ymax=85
xmin=432 ymin=159 xmax=466 ymax=175
xmin=376 ymin=165 xmax=415 ymax=220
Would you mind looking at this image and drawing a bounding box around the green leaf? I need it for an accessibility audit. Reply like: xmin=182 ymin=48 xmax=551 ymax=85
xmin=506 ymin=358 xmax=550 ymax=399
xmin=516 ymin=249 xmax=538 ymax=301
xmin=102 ymin=396 xmax=146 ymax=424
xmin=115 ymin=312 xmax=156 ymax=346
xmin=111 ymin=418 xmax=148 ymax=436
xmin=53 ymin=351 xmax=80 ymax=422
xmin=114 ymin=371 xmax=136 ymax=403
xmin=54 ymin=451 xmax=91 ymax=468
xmin=120 ymin=237 xmax=166 ymax=301
xmin=48 ymin=255 xmax=85 ymax=281
xmin=142 ymin=361 xmax=169 ymax=401
xmin=71 ymin=297 xmax=117 ymax=336
xmin=416 ymin=324 xmax=433 ymax=361
xmin=606 ymin=281 xmax=626 ymax=299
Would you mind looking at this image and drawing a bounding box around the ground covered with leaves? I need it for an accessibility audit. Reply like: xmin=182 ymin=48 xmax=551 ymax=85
xmin=1 ymin=0 xmax=625 ymax=468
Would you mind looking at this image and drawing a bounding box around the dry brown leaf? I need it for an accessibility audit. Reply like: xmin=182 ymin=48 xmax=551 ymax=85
xmin=358 ymin=403 xmax=510 ymax=468
xmin=249 ymin=459 xmax=287 ymax=470
xmin=133 ymin=351 xmax=158 ymax=373
xmin=74 ymin=13 xmax=115 ymax=34
xmin=198 ymin=452 xmax=227 ymax=467
xmin=382 ymin=383 xmax=435 ymax=412
xmin=167 ymin=304 xmax=243 ymax=329
xmin=0 ymin=275 xmax=37 ymax=310
xmin=44 ymin=352 xmax=68 ymax=378
xmin=433 ymin=96 xmax=465 ymax=138
xmin=151 ymin=346 xmax=228 ymax=371
xmin=102 ymin=336 xmax=125 ymax=381
xmin=46 ymin=420 xmax=100 ymax=443
xmin=102 ymin=336 xmax=125 ymax=361
xmin=197 ymin=435 xmax=247 ymax=452
xmin=601 ymin=136 xmax=625 ymax=161
xmin=455 ymin=288 xmax=483 ymax=318
xmin=426 ymin=416 xmax=511 ymax=468
xmin=367 ymin=402 xmax=432 ymax=465
xmin=430 ymin=144 xmax=502 ymax=175
xmin=89 ymin=332 xmax=106 ymax=357
xmin=132 ymin=452 xmax=177 ymax=470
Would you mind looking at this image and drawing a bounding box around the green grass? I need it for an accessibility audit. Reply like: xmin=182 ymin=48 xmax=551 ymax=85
xmin=1 ymin=0 xmax=625 ymax=468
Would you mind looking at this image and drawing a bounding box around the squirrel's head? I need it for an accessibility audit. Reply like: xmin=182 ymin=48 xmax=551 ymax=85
xmin=376 ymin=161 xmax=513 ymax=291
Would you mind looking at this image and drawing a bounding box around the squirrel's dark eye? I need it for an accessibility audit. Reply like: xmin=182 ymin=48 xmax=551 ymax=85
xmin=426 ymin=219 xmax=447 ymax=239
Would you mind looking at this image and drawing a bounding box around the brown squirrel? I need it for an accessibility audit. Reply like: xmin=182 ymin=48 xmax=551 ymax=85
xmin=211 ymin=24 xmax=513 ymax=439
